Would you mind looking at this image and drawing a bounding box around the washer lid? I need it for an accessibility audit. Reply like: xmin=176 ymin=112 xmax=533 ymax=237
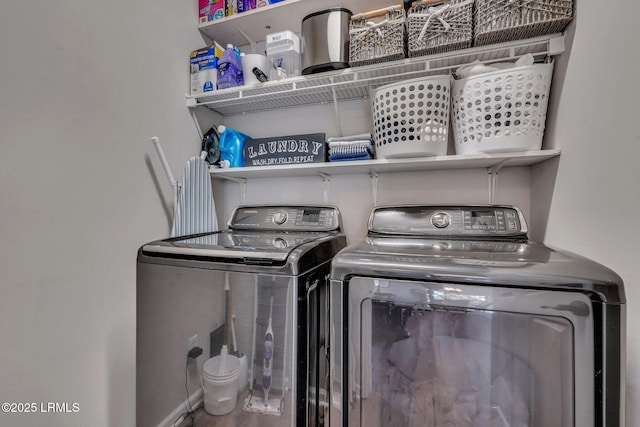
xmin=331 ymin=237 xmax=625 ymax=303
xmin=142 ymin=230 xmax=332 ymax=262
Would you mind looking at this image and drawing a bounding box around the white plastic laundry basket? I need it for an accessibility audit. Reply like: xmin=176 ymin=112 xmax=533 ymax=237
xmin=451 ymin=62 xmax=554 ymax=155
xmin=372 ymin=75 xmax=451 ymax=158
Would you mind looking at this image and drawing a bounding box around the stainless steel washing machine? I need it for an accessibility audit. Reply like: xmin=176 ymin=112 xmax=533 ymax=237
xmin=330 ymin=205 xmax=625 ymax=427
xmin=137 ymin=205 xmax=346 ymax=427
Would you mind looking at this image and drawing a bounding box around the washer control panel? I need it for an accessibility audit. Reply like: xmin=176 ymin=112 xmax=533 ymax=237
xmin=230 ymin=206 xmax=340 ymax=231
xmin=369 ymin=205 xmax=527 ymax=237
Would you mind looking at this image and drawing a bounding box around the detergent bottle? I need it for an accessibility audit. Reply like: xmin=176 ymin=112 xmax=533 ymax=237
xmin=218 ymin=125 xmax=250 ymax=168
xmin=217 ymin=44 xmax=244 ymax=89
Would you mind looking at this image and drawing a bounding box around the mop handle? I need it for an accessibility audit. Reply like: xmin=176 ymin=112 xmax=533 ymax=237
xmin=231 ymin=314 xmax=239 ymax=355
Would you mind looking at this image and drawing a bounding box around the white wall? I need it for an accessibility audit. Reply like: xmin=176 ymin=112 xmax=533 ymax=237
xmin=533 ymin=1 xmax=640 ymax=424
xmin=0 ymin=2 xmax=203 ymax=426
xmin=1 ymin=1 xmax=638 ymax=426
xmin=218 ymin=99 xmax=532 ymax=243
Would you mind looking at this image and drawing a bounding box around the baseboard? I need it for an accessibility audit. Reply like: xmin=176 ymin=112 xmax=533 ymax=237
xmin=156 ymin=387 xmax=204 ymax=427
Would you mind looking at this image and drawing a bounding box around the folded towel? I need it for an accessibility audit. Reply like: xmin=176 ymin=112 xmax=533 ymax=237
xmin=329 ymin=140 xmax=373 ymax=148
xmin=329 ymin=152 xmax=373 ymax=162
xmin=329 ymin=142 xmax=372 ymax=155
xmin=327 ymin=134 xmax=375 ymax=161
xmin=328 ymin=141 xmax=374 ymax=161
xmin=327 ymin=133 xmax=372 ymax=143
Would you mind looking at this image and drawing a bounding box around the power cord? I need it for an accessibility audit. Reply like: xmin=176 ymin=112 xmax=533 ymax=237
xmin=173 ymin=347 xmax=203 ymax=427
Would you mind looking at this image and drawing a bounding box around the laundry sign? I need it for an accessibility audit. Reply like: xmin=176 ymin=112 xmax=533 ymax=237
xmin=243 ymin=133 xmax=327 ymax=166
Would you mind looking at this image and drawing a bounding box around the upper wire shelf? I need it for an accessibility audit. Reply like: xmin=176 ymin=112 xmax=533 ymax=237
xmin=186 ymin=34 xmax=565 ymax=116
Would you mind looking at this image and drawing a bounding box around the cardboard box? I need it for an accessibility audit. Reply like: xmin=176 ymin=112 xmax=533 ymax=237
xmin=243 ymin=133 xmax=326 ymax=166
xmin=199 ymin=0 xmax=225 ymax=24
xmin=190 ymin=44 xmax=223 ymax=95
xmin=237 ymin=0 xmax=249 ymax=13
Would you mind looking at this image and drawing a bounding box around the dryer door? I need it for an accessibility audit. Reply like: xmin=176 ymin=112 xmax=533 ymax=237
xmin=331 ymin=277 xmax=596 ymax=427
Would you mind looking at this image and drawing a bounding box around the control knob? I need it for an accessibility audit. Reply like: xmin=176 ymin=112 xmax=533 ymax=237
xmin=272 ymin=210 xmax=288 ymax=225
xmin=273 ymin=238 xmax=288 ymax=249
xmin=431 ymin=212 xmax=451 ymax=229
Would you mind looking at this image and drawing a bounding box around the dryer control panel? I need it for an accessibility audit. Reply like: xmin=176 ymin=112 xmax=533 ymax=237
xmin=369 ymin=205 xmax=528 ymax=238
xmin=229 ymin=205 xmax=341 ymax=232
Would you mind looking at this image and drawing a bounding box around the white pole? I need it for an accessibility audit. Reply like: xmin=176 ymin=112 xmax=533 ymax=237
xmin=151 ymin=136 xmax=180 ymax=230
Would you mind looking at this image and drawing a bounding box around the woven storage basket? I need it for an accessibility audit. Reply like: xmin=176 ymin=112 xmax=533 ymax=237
xmin=407 ymin=0 xmax=474 ymax=57
xmin=372 ymin=75 xmax=451 ymax=159
xmin=451 ymin=62 xmax=553 ymax=155
xmin=474 ymin=0 xmax=573 ymax=46
xmin=349 ymin=8 xmax=406 ymax=67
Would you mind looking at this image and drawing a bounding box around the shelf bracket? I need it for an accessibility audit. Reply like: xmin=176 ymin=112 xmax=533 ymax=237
xmin=487 ymin=159 xmax=508 ymax=204
xmin=237 ymin=28 xmax=257 ymax=54
xmin=330 ymin=78 xmax=344 ymax=137
xmin=217 ymin=175 xmax=247 ymax=205
xmin=318 ymin=172 xmax=331 ymax=204
xmin=369 ymin=170 xmax=379 ymax=207
xmin=188 ymin=107 xmax=204 ymax=141
xmin=185 ymin=95 xmax=197 ymax=108
xmin=548 ymin=34 xmax=566 ymax=56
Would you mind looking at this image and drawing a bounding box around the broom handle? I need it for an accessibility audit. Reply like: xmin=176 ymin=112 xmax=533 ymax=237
xmin=225 ymin=273 xmax=233 ymax=350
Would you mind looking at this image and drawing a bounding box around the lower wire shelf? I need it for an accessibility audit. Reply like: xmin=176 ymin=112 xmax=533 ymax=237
xmin=209 ymin=149 xmax=561 ymax=180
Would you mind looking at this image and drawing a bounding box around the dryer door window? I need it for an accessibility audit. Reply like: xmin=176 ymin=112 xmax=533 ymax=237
xmin=336 ymin=277 xmax=595 ymax=427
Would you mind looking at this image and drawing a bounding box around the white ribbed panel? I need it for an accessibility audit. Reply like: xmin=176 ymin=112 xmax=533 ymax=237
xmin=171 ymin=157 xmax=218 ymax=237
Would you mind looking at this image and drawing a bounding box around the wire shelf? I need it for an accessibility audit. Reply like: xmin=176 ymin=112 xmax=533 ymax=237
xmin=188 ymin=34 xmax=565 ymax=117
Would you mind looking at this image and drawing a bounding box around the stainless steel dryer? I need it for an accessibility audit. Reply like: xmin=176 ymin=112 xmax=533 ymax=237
xmin=137 ymin=205 xmax=346 ymax=427
xmin=330 ymin=205 xmax=625 ymax=427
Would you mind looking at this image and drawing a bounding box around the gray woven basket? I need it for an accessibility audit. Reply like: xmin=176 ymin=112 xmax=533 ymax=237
xmin=407 ymin=0 xmax=474 ymax=57
xmin=349 ymin=8 xmax=406 ymax=67
xmin=475 ymin=0 xmax=573 ymax=46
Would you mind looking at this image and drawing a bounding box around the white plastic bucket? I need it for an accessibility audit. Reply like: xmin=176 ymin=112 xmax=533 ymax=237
xmin=202 ymin=354 xmax=241 ymax=416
